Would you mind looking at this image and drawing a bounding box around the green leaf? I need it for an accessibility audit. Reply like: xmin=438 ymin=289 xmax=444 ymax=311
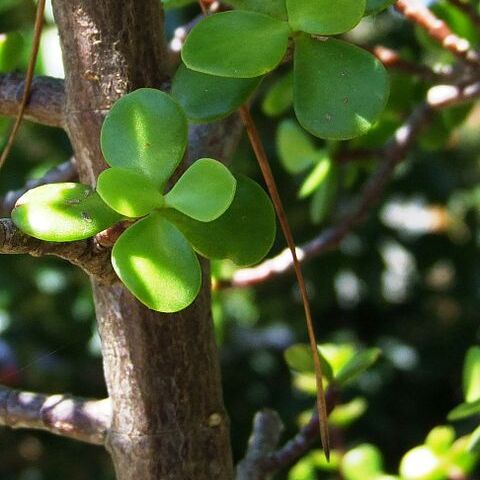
xmin=448 ymin=399 xmax=480 ymax=421
xmin=341 ymin=444 xmax=383 ymax=480
xmin=284 ymin=343 xmax=334 ymax=383
xmin=426 ymin=426 xmax=455 ymax=454
xmin=309 ymin=166 xmax=337 ymax=224
xmin=399 ymin=446 xmax=442 ymax=480
xmin=335 ymin=348 xmax=381 ymax=386
xmin=277 ymin=119 xmax=318 ymax=174
xmin=287 ymin=0 xmax=366 ymax=35
xmin=172 ymin=64 xmax=262 ymax=123
xmin=468 ymin=424 xmax=480 ymax=453
xmin=298 ymin=155 xmax=332 ymax=198
xmin=463 ymin=346 xmax=480 ymax=402
xmin=112 ymin=213 xmax=201 ymax=312
xmin=365 ymin=0 xmax=395 ymax=15
xmin=101 ymin=88 xmax=188 ymax=189
xmin=164 ymin=176 xmax=275 ymax=266
xmin=0 ymin=32 xmax=24 ymax=72
xmin=329 ymin=397 xmax=368 ymax=428
xmin=97 ymin=167 xmax=164 ymax=218
xmin=165 ymin=159 xmax=236 ymax=222
xmin=227 ymin=0 xmax=288 ymax=19
xmin=262 ymin=70 xmax=293 ymax=117
xmin=294 ymin=36 xmax=389 ymax=140
xmin=12 ymin=183 xmax=122 ymax=242
xmin=182 ymin=11 xmax=290 ymax=78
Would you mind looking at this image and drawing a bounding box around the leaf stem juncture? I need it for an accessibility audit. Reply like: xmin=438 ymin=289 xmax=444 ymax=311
xmin=0 ymin=0 xmax=46 ymax=170
xmin=195 ymin=0 xmax=330 ymax=460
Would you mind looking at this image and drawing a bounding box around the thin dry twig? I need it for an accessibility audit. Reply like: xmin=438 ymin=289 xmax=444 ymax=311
xmin=0 ymin=386 xmax=110 ymax=445
xmin=0 ymin=0 xmax=47 ymax=169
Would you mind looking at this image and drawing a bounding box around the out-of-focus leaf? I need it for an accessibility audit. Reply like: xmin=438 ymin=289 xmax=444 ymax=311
xmin=399 ymin=446 xmax=443 ymax=480
xmin=426 ymin=426 xmax=455 ymax=454
xmin=262 ymin=70 xmax=293 ymax=117
xmin=448 ymin=399 xmax=480 ymax=421
xmin=463 ymin=346 xmax=480 ymax=402
xmin=298 ymin=155 xmax=332 ymax=199
xmin=341 ymin=444 xmax=383 ymax=480
xmin=335 ymin=348 xmax=382 ymax=386
xmin=284 ymin=343 xmax=334 ymax=382
xmin=329 ymin=397 xmax=368 ymax=428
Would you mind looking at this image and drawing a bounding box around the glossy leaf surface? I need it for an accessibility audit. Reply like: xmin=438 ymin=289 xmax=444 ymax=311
xmin=172 ymin=64 xmax=262 ymax=123
xmin=287 ymin=0 xmax=365 ymax=35
xmin=294 ymin=36 xmax=389 ymax=140
xmin=97 ymin=167 xmax=164 ymax=218
xmin=112 ymin=213 xmax=201 ymax=312
xmin=182 ymin=11 xmax=290 ymax=78
xmin=164 ymin=176 xmax=275 ymax=266
xmin=12 ymin=183 xmax=121 ymax=242
xmin=101 ymin=88 xmax=188 ymax=189
xmin=165 ymin=159 xmax=236 ymax=222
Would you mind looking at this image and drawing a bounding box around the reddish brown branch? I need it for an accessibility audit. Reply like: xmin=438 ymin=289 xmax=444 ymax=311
xmin=395 ymin=0 xmax=480 ymax=65
xmin=0 ymin=74 xmax=65 ymax=128
xmin=0 ymin=159 xmax=77 ymax=216
xmin=0 ymin=386 xmax=111 ymax=445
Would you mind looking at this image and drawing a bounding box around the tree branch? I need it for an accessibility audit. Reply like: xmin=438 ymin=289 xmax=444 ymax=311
xmin=0 ymin=218 xmax=117 ymax=283
xmin=395 ymin=0 xmax=480 ymax=65
xmin=0 ymin=74 xmax=65 ymax=128
xmin=0 ymin=159 xmax=77 ymax=216
xmin=223 ymin=79 xmax=480 ymax=289
xmin=0 ymin=386 xmax=111 ymax=445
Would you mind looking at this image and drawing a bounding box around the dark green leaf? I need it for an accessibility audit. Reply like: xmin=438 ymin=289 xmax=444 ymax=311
xmin=294 ymin=36 xmax=389 ymax=140
xmin=262 ymin=70 xmax=293 ymax=117
xmin=172 ymin=64 xmax=262 ymax=123
xmin=335 ymin=348 xmax=381 ymax=385
xmin=164 ymin=176 xmax=275 ymax=266
xmin=182 ymin=11 xmax=290 ymax=78
xmin=12 ymin=183 xmax=122 ymax=242
xmin=365 ymin=0 xmax=395 ymax=15
xmin=112 ymin=213 xmax=201 ymax=313
xmin=0 ymin=32 xmax=23 ymax=72
xmin=287 ymin=0 xmax=366 ymax=35
xmin=101 ymin=89 xmax=188 ymax=189
xmin=165 ymin=159 xmax=236 ymax=222
xmin=97 ymin=167 xmax=164 ymax=218
xmin=226 ymin=0 xmax=288 ymax=19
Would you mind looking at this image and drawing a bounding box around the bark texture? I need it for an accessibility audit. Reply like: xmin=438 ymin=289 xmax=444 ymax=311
xmin=51 ymin=1 xmax=234 ymax=479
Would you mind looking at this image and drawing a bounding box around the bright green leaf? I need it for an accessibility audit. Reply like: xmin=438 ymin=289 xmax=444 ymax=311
xmin=298 ymin=155 xmax=332 ymax=198
xmin=463 ymin=346 xmax=480 ymax=402
xmin=284 ymin=343 xmax=334 ymax=382
xmin=0 ymin=32 xmax=24 ymax=72
xmin=262 ymin=70 xmax=293 ymax=117
xmin=12 ymin=183 xmax=122 ymax=242
xmin=172 ymin=64 xmax=262 ymax=123
xmin=399 ymin=446 xmax=443 ymax=480
xmin=294 ymin=36 xmax=389 ymax=140
xmin=341 ymin=444 xmax=383 ymax=480
xmin=101 ymin=88 xmax=188 ymax=189
xmin=112 ymin=213 xmax=201 ymax=312
xmin=335 ymin=348 xmax=382 ymax=385
xmin=448 ymin=399 xmax=480 ymax=421
xmin=227 ymin=0 xmax=288 ymax=19
xmin=468 ymin=424 xmax=480 ymax=453
xmin=164 ymin=176 xmax=275 ymax=266
xmin=287 ymin=0 xmax=366 ymax=35
xmin=426 ymin=426 xmax=455 ymax=454
xmin=277 ymin=119 xmax=318 ymax=174
xmin=309 ymin=167 xmax=337 ymax=224
xmin=165 ymin=159 xmax=236 ymax=222
xmin=97 ymin=167 xmax=164 ymax=218
xmin=329 ymin=397 xmax=368 ymax=428
xmin=182 ymin=11 xmax=290 ymax=78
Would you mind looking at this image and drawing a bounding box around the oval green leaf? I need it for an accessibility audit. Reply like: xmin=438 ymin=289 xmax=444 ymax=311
xmin=12 ymin=183 xmax=122 ymax=242
xmin=172 ymin=64 xmax=262 ymax=123
xmin=101 ymin=88 xmax=188 ymax=189
xmin=294 ymin=36 xmax=389 ymax=140
xmin=182 ymin=11 xmax=290 ymax=78
xmin=165 ymin=159 xmax=236 ymax=222
xmin=97 ymin=167 xmax=164 ymax=218
xmin=277 ymin=119 xmax=318 ymax=174
xmin=112 ymin=213 xmax=201 ymax=313
xmin=448 ymin=399 xmax=480 ymax=421
xmin=164 ymin=175 xmax=275 ymax=266
xmin=335 ymin=348 xmax=382 ymax=386
xmin=287 ymin=0 xmax=366 ymax=35
xmin=284 ymin=343 xmax=334 ymax=382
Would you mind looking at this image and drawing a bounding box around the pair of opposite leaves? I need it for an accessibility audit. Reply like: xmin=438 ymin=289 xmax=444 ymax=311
xmin=12 ymin=89 xmax=276 ymax=313
xmin=173 ymin=0 xmax=390 ymax=140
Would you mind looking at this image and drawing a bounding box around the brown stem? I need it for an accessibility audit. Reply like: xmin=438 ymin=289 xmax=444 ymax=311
xmin=239 ymin=106 xmax=330 ymax=460
xmin=0 ymin=386 xmax=111 ymax=445
xmin=0 ymin=0 xmax=47 ymax=169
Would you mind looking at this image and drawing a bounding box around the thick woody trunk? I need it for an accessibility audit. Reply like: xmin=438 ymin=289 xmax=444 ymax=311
xmin=51 ymin=1 xmax=234 ymax=479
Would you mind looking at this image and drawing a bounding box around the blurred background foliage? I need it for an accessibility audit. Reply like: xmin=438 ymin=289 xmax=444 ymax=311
xmin=0 ymin=0 xmax=479 ymax=478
